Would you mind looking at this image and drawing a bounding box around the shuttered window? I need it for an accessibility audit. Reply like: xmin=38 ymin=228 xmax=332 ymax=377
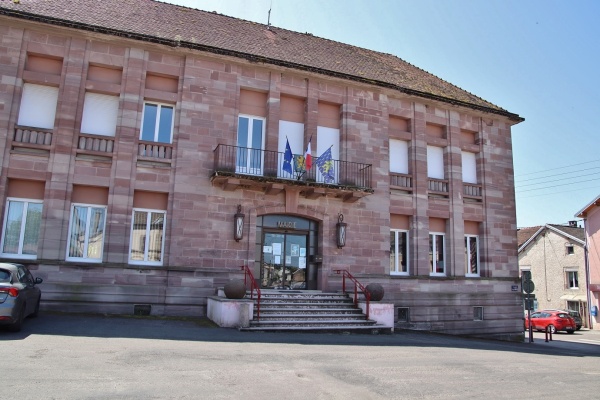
xmin=80 ymin=93 xmax=119 ymax=136
xmin=17 ymin=83 xmax=59 ymax=129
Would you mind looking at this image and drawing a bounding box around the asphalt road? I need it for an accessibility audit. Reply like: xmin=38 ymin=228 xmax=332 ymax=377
xmin=1 ymin=313 xmax=599 ymax=399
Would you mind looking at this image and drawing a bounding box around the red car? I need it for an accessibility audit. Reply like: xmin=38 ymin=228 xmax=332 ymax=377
xmin=524 ymin=310 xmax=576 ymax=334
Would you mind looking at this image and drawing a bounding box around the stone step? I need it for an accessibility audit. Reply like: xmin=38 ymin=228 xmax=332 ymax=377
xmin=258 ymin=307 xmax=363 ymax=314
xmin=253 ymin=314 xmax=369 ymax=322
xmin=256 ymin=301 xmax=355 ymax=307
xmin=240 ymin=324 xmax=392 ymax=334
xmin=249 ymin=318 xmax=377 ymax=326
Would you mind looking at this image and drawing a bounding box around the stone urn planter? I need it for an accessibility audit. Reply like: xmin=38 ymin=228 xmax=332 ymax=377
xmin=224 ymin=279 xmax=246 ymax=299
xmin=365 ymin=283 xmax=384 ymax=301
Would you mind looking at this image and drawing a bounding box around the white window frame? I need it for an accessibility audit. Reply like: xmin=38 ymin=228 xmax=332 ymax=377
xmin=429 ymin=232 xmax=446 ymax=276
xmin=0 ymin=197 xmax=43 ymax=260
xmin=128 ymin=208 xmax=166 ymax=266
xmin=140 ymin=102 xmax=174 ymax=144
xmin=390 ymin=229 xmax=409 ymax=275
xmin=277 ymin=120 xmax=304 ymax=179
xmin=17 ymin=83 xmax=59 ymax=129
xmin=65 ymin=203 xmax=107 ymax=263
xmin=566 ymin=269 xmax=579 ymax=289
xmin=80 ymin=92 xmax=119 ymax=137
xmin=465 ymin=234 xmax=480 ymax=277
xmin=236 ymin=114 xmax=266 ymax=176
xmin=389 ymin=139 xmax=409 ymax=174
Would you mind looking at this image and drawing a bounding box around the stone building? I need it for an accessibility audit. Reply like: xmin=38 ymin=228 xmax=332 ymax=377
xmin=0 ymin=0 xmax=524 ymax=339
xmin=517 ymin=223 xmax=588 ymax=326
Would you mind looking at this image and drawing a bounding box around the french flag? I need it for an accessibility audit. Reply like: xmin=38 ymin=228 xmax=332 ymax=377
xmin=304 ymin=136 xmax=312 ymax=171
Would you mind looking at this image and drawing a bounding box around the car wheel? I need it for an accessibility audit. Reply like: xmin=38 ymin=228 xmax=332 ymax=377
xmin=576 ymin=327 xmax=581 ymax=331
xmin=567 ymin=330 xmax=575 ymax=334
xmin=547 ymin=324 xmax=556 ymax=334
xmin=7 ymin=305 xmax=25 ymax=332
xmin=31 ymin=295 xmax=41 ymax=318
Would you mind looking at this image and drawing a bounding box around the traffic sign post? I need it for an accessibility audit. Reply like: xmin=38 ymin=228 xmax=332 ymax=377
xmin=522 ymin=276 xmax=535 ymax=343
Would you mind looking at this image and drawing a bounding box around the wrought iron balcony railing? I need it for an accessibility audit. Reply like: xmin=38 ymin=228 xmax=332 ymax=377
xmin=213 ymin=144 xmax=372 ymax=189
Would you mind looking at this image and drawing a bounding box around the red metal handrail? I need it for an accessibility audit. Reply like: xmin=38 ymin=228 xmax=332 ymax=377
xmin=241 ymin=265 xmax=261 ymax=321
xmin=333 ymin=269 xmax=371 ymax=319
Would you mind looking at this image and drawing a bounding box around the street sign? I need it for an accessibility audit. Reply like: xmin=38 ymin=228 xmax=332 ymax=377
xmin=523 ymin=280 xmax=535 ymax=294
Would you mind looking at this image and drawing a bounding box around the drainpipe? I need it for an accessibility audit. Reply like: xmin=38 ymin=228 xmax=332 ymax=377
xmin=582 ymin=218 xmax=593 ymax=329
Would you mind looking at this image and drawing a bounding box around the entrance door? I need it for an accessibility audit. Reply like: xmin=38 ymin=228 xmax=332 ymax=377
xmin=261 ymin=232 xmax=307 ymax=289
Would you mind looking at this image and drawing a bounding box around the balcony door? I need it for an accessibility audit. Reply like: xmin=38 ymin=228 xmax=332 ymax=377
xmin=236 ymin=115 xmax=264 ymax=175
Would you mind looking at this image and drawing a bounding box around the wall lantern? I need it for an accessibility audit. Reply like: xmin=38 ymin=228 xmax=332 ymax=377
xmin=336 ymin=213 xmax=347 ymax=248
xmin=234 ymin=204 xmax=245 ymax=242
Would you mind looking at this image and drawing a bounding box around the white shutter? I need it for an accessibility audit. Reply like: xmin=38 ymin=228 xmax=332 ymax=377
xmin=278 ymin=120 xmax=304 ymax=177
xmin=462 ymin=151 xmax=477 ymax=183
xmin=427 ymin=145 xmax=445 ymax=179
xmin=17 ymin=83 xmax=59 ymax=129
xmin=390 ymin=139 xmax=408 ymax=174
xmin=80 ymin=92 xmax=119 ymax=136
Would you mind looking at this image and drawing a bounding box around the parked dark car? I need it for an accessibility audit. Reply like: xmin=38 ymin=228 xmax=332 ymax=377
xmin=524 ymin=310 xmax=576 ymax=334
xmin=566 ymin=310 xmax=583 ymax=330
xmin=0 ymin=263 xmax=43 ymax=332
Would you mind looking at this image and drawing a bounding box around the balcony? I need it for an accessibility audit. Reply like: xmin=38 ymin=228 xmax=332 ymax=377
xmin=428 ymin=178 xmax=449 ymax=197
xmin=390 ymin=173 xmax=412 ymax=193
xmin=463 ymin=183 xmax=482 ymax=202
xmin=212 ymin=144 xmax=373 ymax=202
xmin=13 ymin=126 xmax=52 ymax=150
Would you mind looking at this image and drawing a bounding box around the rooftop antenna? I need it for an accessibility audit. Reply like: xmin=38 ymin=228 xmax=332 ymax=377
xmin=267 ymin=1 xmax=272 ymax=30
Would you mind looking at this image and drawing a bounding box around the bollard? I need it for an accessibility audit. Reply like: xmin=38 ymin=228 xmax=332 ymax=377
xmin=545 ymin=326 xmax=553 ymax=342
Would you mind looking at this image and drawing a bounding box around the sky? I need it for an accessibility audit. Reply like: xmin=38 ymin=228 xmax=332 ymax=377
xmin=162 ymin=0 xmax=600 ymax=228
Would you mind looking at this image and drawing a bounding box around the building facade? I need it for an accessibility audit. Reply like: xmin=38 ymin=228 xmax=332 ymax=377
xmin=517 ymin=224 xmax=588 ymax=326
xmin=0 ymin=0 xmax=524 ymax=339
xmin=576 ymin=197 xmax=600 ymax=330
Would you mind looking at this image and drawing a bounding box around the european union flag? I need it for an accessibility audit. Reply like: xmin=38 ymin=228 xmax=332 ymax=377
xmin=283 ymin=138 xmax=293 ymax=175
xmin=316 ymin=146 xmax=335 ymax=184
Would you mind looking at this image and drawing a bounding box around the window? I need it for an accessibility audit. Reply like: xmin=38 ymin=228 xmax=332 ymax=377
xmin=397 ymin=307 xmax=410 ymax=322
xmin=390 ymin=229 xmax=409 ymax=275
xmin=140 ymin=102 xmax=174 ymax=144
xmin=389 ymin=139 xmax=409 ymax=174
xmin=129 ymin=209 xmax=166 ymax=265
xmin=66 ymin=204 xmax=107 ymax=262
xmin=427 ymin=145 xmax=444 ymax=179
xmin=237 ymin=115 xmax=265 ymax=175
xmin=1 ymin=198 xmax=43 ymax=259
xmin=465 ymin=235 xmax=479 ymax=277
xmin=429 ymin=233 xmax=445 ymax=275
xmin=473 ymin=306 xmax=484 ymax=321
xmin=17 ymin=83 xmax=59 ymax=129
xmin=80 ymin=93 xmax=119 ymax=136
xmin=461 ymin=151 xmax=477 ymax=183
xmin=566 ymin=270 xmax=579 ymax=289
xmin=566 ymin=244 xmax=574 ymax=255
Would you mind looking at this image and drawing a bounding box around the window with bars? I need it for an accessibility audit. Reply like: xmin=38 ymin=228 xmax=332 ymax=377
xmin=390 ymin=229 xmax=409 ymax=275
xmin=129 ymin=209 xmax=166 ymax=265
xmin=66 ymin=204 xmax=106 ymax=262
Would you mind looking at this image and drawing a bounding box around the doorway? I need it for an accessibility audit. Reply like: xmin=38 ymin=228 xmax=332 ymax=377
xmin=261 ymin=231 xmax=307 ymax=289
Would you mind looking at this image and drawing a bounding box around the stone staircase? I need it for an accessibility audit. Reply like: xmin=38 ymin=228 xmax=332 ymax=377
xmin=240 ymin=290 xmax=392 ymax=334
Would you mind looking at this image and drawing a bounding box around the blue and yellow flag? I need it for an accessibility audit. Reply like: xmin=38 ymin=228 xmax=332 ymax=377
xmin=316 ymin=146 xmax=335 ymax=184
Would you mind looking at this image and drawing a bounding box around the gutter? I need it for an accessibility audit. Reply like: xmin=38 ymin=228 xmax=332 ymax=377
xmin=0 ymin=8 xmax=524 ymax=123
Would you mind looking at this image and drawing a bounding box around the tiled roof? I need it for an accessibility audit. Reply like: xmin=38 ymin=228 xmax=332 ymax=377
xmin=517 ymin=224 xmax=585 ymax=250
xmin=517 ymin=226 xmax=542 ymax=248
xmin=0 ymin=0 xmax=523 ymax=121
xmin=548 ymin=224 xmax=585 ymax=242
